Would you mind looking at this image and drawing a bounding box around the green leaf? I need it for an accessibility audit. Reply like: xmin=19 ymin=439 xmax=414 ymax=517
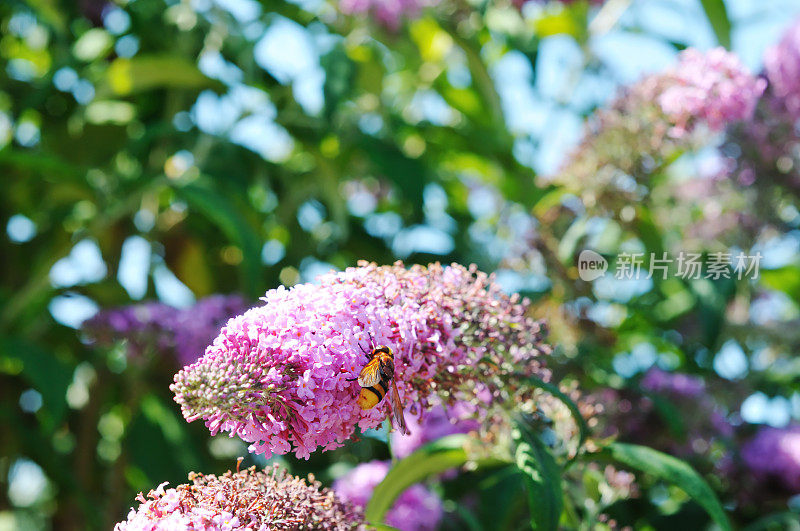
xmin=603 ymin=442 xmax=732 ymax=531
xmin=177 ymin=183 xmax=263 ymax=296
xmin=358 ymin=136 xmax=428 ymax=221
xmin=699 ymin=0 xmax=732 ymax=49
xmin=0 ymin=336 xmax=73 ymax=430
xmin=106 ymin=55 xmax=225 ymax=95
xmin=365 ymin=434 xmax=501 ymax=525
xmin=73 ymin=28 xmax=113 ymax=62
xmin=760 ymin=266 xmax=800 ymax=305
xmin=321 ymin=43 xmax=356 ymax=121
xmin=513 ymin=421 xmax=563 ymax=531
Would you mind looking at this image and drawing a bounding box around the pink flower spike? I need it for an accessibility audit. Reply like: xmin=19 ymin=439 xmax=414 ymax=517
xmin=171 ymin=261 xmax=553 ymax=459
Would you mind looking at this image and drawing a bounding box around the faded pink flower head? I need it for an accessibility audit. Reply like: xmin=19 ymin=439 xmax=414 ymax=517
xmin=764 ymin=17 xmax=800 ymax=123
xmin=333 ymin=460 xmax=442 ymax=531
xmin=171 ymin=261 xmax=551 ymax=459
xmin=554 ymin=47 xmax=765 ymax=197
xmin=658 ymin=47 xmax=766 ymax=137
xmin=114 ymin=464 xmax=363 ymax=530
xmin=339 ymin=0 xmax=426 ymax=30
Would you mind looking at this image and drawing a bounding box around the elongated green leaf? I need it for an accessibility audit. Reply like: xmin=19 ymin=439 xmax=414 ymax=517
xmin=107 ymin=55 xmax=225 ymax=95
xmin=604 ymin=442 xmax=731 ymax=530
xmin=365 ymin=434 xmax=502 ymax=525
xmin=513 ymin=421 xmax=563 ymax=531
xmin=699 ymin=0 xmax=732 ymax=49
xmin=177 ymin=183 xmax=262 ymax=296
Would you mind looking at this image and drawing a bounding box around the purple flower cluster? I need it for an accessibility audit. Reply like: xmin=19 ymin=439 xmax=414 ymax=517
xmin=333 ymin=461 xmax=442 ymax=531
xmin=82 ymin=295 xmax=250 ymax=365
xmin=171 ymin=261 xmax=551 ymax=459
xmin=764 ymin=18 xmax=800 ymax=124
xmin=339 ymin=0 xmax=426 ymax=30
xmin=115 ymin=464 xmax=363 ymax=530
xmin=640 ymin=368 xmax=705 ymax=399
xmin=658 ymin=48 xmax=766 ymax=137
xmin=741 ymin=425 xmax=800 ymax=493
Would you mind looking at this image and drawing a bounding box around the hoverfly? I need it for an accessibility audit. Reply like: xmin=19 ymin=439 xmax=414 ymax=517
xmin=350 ymin=340 xmax=410 ymax=435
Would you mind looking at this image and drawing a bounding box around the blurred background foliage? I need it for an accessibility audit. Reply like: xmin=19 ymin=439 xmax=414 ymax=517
xmin=3 ymin=0 xmax=800 ymax=529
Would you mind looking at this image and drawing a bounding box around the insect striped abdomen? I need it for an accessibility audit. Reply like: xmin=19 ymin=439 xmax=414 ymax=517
xmin=357 ymin=379 xmax=388 ymax=410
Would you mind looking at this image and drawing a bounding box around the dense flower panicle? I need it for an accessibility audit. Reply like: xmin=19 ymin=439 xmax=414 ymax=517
xmin=554 ymin=48 xmax=764 ymax=196
xmin=82 ymin=295 xmax=250 ymax=365
xmin=390 ymin=402 xmax=479 ymax=459
xmin=339 ymin=0 xmax=426 ymax=30
xmin=333 ymin=461 xmax=442 ymax=531
xmin=658 ymin=48 xmax=765 ymax=137
xmin=114 ymin=464 xmax=363 ymax=530
xmin=764 ymin=18 xmax=800 ymax=124
xmin=741 ymin=425 xmax=800 ymax=493
xmin=171 ymin=261 xmax=552 ymax=459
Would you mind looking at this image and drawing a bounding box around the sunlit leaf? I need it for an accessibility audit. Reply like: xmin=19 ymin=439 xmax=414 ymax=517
xmin=365 ymin=434 xmax=504 ymax=525
xmin=602 ymin=442 xmax=732 ymax=531
xmin=760 ymin=266 xmax=800 ymax=305
xmin=73 ymin=28 xmax=113 ymax=62
xmin=107 ymin=56 xmax=224 ymax=95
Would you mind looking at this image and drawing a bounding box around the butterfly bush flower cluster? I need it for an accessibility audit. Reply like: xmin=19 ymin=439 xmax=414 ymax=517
xmin=554 ymin=48 xmax=764 ymax=201
xmin=115 ymin=464 xmax=363 ymax=530
xmin=171 ymin=261 xmax=552 ymax=459
xmin=721 ymin=18 xmax=800 ymax=197
xmin=741 ymin=425 xmax=800 ymax=493
xmin=640 ymin=368 xmax=706 ymax=398
xmin=83 ymin=295 xmax=249 ymax=365
xmin=333 ymin=461 xmax=442 ymax=531
xmin=339 ymin=0 xmax=426 ymax=30
xmin=764 ymin=18 xmax=800 ymax=124
xmin=657 ymin=48 xmax=766 ymax=137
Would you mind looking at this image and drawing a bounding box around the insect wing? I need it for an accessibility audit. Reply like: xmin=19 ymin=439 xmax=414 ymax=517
xmin=389 ymin=380 xmax=410 ymax=435
xmin=357 ymin=357 xmax=382 ymax=387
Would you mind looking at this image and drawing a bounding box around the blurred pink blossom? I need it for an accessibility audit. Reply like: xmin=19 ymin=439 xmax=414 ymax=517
xmin=339 ymin=0 xmax=426 ymax=30
xmin=658 ymin=48 xmax=766 ymax=138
